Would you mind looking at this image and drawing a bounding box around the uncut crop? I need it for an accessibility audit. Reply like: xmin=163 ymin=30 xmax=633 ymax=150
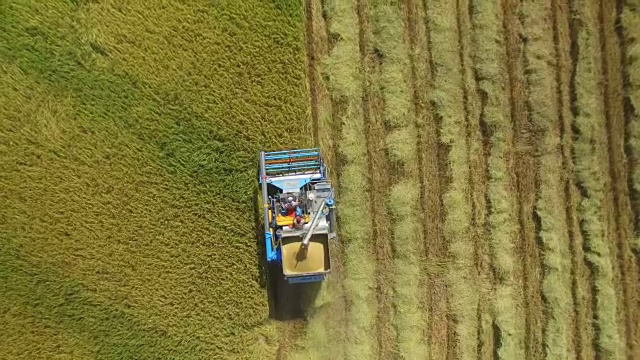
xmin=0 ymin=1 xmax=311 ymax=358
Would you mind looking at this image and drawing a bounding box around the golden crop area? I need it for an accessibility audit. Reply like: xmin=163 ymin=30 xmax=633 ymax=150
xmin=0 ymin=0 xmax=311 ymax=358
xmin=2 ymin=0 xmax=640 ymax=359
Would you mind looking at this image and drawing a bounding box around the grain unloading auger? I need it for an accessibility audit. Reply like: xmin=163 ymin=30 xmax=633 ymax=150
xmin=258 ymin=148 xmax=336 ymax=284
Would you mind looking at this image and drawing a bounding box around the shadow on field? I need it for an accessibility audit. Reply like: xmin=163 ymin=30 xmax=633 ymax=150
xmin=266 ymin=264 xmax=322 ymax=320
xmin=252 ymin=186 xmax=321 ymax=320
xmin=0 ymin=243 xmax=202 ymax=359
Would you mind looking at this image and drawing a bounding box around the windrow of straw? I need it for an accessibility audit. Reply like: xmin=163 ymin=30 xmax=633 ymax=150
xmin=291 ymin=1 xmax=348 ymax=359
xmin=571 ymin=0 xmax=625 ymax=358
xmin=599 ymin=0 xmax=640 ymax=356
xmin=521 ymin=0 xmax=575 ymax=358
xmin=553 ymin=0 xmax=597 ymax=357
xmin=458 ymin=0 xmax=493 ymax=357
xmin=403 ymin=0 xmax=451 ymax=357
xmin=356 ymin=0 xmax=396 ymax=357
xmin=620 ymin=0 xmax=640 ymax=353
xmin=322 ymin=0 xmax=378 ymax=358
xmin=469 ymin=0 xmax=525 ymax=359
xmin=425 ymin=0 xmax=478 ymax=358
xmin=370 ymin=0 xmax=429 ymax=358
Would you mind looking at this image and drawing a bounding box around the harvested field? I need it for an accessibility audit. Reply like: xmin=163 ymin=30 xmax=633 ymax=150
xmin=3 ymin=0 xmax=640 ymax=359
xmin=293 ymin=0 xmax=640 ymax=359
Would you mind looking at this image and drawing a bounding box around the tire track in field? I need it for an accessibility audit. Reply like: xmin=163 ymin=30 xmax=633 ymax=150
xmin=502 ymin=0 xmax=544 ymax=358
xmin=453 ymin=1 xmax=475 ymax=359
xmin=593 ymin=0 xmax=629 ymax=356
xmin=355 ymin=0 xmax=395 ymax=358
xmin=599 ymin=0 xmax=640 ymax=356
xmin=472 ymin=89 xmax=495 ymax=360
xmin=404 ymin=0 xmax=436 ymax=354
xmin=553 ymin=0 xmax=597 ymax=357
xmin=415 ymin=1 xmax=453 ymax=358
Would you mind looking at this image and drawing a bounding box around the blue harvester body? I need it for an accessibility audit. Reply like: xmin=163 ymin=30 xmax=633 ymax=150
xmin=258 ymin=148 xmax=336 ymax=284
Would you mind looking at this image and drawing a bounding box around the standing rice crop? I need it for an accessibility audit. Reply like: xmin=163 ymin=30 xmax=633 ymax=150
xmin=0 ymin=1 xmax=313 ymax=358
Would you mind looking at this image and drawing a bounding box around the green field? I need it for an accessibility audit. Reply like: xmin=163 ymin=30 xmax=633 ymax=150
xmin=0 ymin=1 xmax=311 ymax=358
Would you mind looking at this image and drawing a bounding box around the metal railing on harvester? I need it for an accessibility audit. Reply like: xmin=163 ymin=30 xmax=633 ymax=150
xmin=262 ymin=148 xmax=323 ymax=176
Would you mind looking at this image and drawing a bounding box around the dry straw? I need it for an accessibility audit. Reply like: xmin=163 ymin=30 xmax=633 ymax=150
xmin=521 ymin=0 xmax=575 ymax=358
xmin=425 ymin=0 xmax=478 ymax=358
xmin=371 ymin=0 xmax=429 ymax=358
xmin=572 ymin=0 xmax=625 ymax=358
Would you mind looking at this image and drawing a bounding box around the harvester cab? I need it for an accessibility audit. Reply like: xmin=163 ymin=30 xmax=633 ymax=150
xmin=258 ymin=148 xmax=336 ymax=284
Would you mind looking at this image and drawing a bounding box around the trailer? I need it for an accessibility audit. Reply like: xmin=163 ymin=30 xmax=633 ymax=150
xmin=258 ymin=148 xmax=336 ymax=285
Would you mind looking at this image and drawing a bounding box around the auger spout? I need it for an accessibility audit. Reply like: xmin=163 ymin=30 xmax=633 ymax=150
xmin=301 ymin=198 xmax=327 ymax=248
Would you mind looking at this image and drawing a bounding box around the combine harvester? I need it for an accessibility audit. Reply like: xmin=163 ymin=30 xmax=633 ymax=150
xmin=258 ymin=148 xmax=337 ymax=287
